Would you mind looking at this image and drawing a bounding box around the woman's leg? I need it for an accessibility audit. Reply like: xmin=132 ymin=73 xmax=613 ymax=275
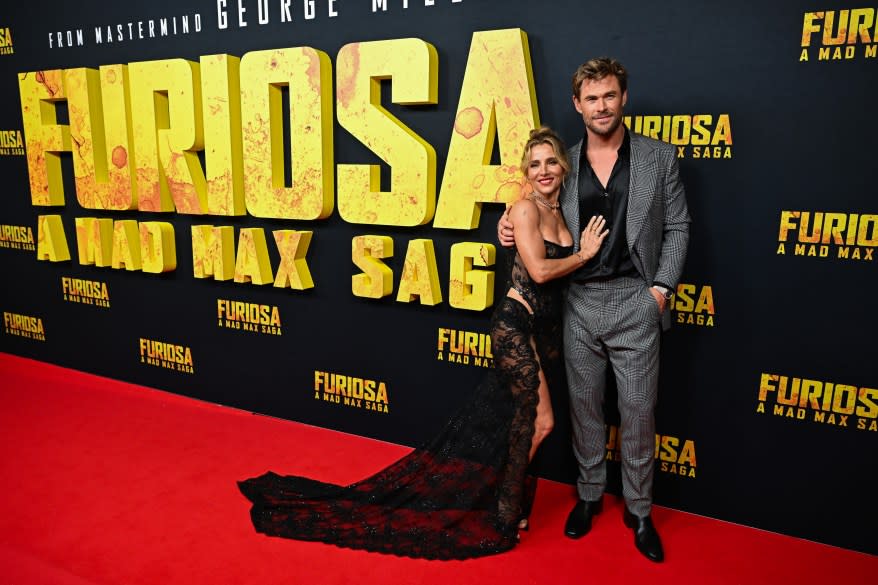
xmin=529 ymin=336 xmax=554 ymax=461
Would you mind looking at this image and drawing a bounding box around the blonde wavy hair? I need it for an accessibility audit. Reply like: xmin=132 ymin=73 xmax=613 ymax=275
xmin=519 ymin=126 xmax=570 ymax=180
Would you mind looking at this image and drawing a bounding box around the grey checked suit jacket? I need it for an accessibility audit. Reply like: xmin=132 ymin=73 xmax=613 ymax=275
xmin=561 ymin=132 xmax=691 ymax=330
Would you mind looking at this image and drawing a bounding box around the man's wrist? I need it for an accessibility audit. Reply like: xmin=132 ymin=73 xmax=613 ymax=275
xmin=652 ymin=284 xmax=673 ymax=300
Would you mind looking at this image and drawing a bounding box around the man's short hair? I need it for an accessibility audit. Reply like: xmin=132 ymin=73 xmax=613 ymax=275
xmin=571 ymin=57 xmax=628 ymax=97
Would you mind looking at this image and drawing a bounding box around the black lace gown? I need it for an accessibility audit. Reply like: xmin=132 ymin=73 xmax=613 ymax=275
xmin=238 ymin=241 xmax=572 ymax=560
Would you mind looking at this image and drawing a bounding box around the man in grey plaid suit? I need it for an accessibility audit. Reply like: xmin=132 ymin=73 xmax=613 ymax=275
xmin=558 ymin=57 xmax=689 ymax=563
xmin=500 ymin=57 xmax=689 ymax=562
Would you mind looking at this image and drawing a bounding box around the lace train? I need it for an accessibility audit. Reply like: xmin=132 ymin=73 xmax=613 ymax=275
xmin=239 ymin=243 xmax=570 ymax=559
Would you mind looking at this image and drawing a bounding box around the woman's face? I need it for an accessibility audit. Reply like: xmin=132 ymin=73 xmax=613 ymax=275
xmin=526 ymin=143 xmax=564 ymax=199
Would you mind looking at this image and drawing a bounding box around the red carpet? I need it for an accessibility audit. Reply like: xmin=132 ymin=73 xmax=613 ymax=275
xmin=0 ymin=352 xmax=874 ymax=584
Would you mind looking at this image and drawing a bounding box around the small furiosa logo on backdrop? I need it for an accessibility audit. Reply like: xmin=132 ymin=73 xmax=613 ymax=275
xmin=670 ymin=283 xmax=716 ymax=328
xmin=757 ymin=373 xmax=878 ymax=433
xmin=216 ymin=299 xmax=282 ymax=336
xmin=623 ymin=114 xmax=732 ymax=160
xmin=0 ymin=224 xmax=35 ymax=250
xmin=776 ymin=211 xmax=876 ymax=262
xmin=0 ymin=27 xmax=13 ymax=55
xmin=799 ymin=9 xmax=878 ymax=62
xmin=436 ymin=327 xmax=494 ymax=368
xmin=313 ymin=370 xmax=390 ymax=414
xmin=62 ymin=277 xmax=110 ymax=308
xmin=0 ymin=130 xmax=24 ymax=155
xmin=139 ymin=338 xmax=195 ymax=374
xmin=3 ymin=311 xmax=45 ymax=341
xmin=605 ymin=425 xmax=697 ymax=479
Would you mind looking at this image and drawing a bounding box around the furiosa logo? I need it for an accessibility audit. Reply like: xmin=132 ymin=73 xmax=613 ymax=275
xmin=62 ymin=277 xmax=110 ymax=307
xmin=0 ymin=225 xmax=34 ymax=250
xmin=776 ymin=211 xmax=876 ymax=262
xmin=314 ymin=370 xmax=390 ymax=414
xmin=0 ymin=27 xmax=13 ymax=55
xmin=623 ymin=114 xmax=732 ymax=159
xmin=757 ymin=373 xmax=877 ymax=432
xmin=20 ymin=30 xmax=539 ymax=312
xmin=139 ymin=338 xmax=195 ymax=374
xmin=800 ymin=9 xmax=878 ymax=61
xmin=217 ymin=299 xmax=282 ymax=335
xmin=437 ymin=327 xmax=493 ymax=367
xmin=670 ymin=284 xmax=715 ymax=327
xmin=3 ymin=312 xmax=45 ymax=341
xmin=0 ymin=129 xmax=23 ymax=154
xmin=606 ymin=425 xmax=697 ymax=478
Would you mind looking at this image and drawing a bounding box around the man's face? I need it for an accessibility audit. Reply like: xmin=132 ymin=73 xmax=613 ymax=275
xmin=573 ymin=75 xmax=627 ymax=138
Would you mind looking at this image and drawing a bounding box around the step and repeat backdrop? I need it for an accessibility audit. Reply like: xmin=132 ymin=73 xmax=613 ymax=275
xmin=0 ymin=0 xmax=875 ymax=555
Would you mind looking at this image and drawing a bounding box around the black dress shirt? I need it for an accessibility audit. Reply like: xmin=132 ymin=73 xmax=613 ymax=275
xmin=572 ymin=128 xmax=638 ymax=283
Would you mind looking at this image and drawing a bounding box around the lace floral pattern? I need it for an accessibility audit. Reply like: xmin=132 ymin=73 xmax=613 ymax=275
xmin=238 ymin=242 xmax=571 ymax=559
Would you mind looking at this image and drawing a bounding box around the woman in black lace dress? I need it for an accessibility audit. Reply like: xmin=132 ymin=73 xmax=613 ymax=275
xmin=238 ymin=127 xmax=608 ymax=559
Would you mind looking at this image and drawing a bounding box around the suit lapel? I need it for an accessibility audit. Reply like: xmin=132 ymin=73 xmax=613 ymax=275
xmin=626 ymin=134 xmax=656 ymax=248
xmin=562 ymin=140 xmax=582 ymax=244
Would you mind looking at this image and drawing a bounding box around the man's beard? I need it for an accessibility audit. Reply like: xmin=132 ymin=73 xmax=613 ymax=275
xmin=586 ymin=111 xmax=622 ymax=136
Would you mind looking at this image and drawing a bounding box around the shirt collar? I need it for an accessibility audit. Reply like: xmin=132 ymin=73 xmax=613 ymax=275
xmin=582 ymin=125 xmax=630 ymax=157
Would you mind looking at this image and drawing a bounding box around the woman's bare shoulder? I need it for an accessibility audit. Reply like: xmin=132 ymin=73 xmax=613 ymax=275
xmin=508 ymin=198 xmax=539 ymax=224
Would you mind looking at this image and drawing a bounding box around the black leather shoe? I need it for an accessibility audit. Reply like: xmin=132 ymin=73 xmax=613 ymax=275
xmin=564 ymin=498 xmax=602 ymax=539
xmin=623 ymin=507 xmax=664 ymax=562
